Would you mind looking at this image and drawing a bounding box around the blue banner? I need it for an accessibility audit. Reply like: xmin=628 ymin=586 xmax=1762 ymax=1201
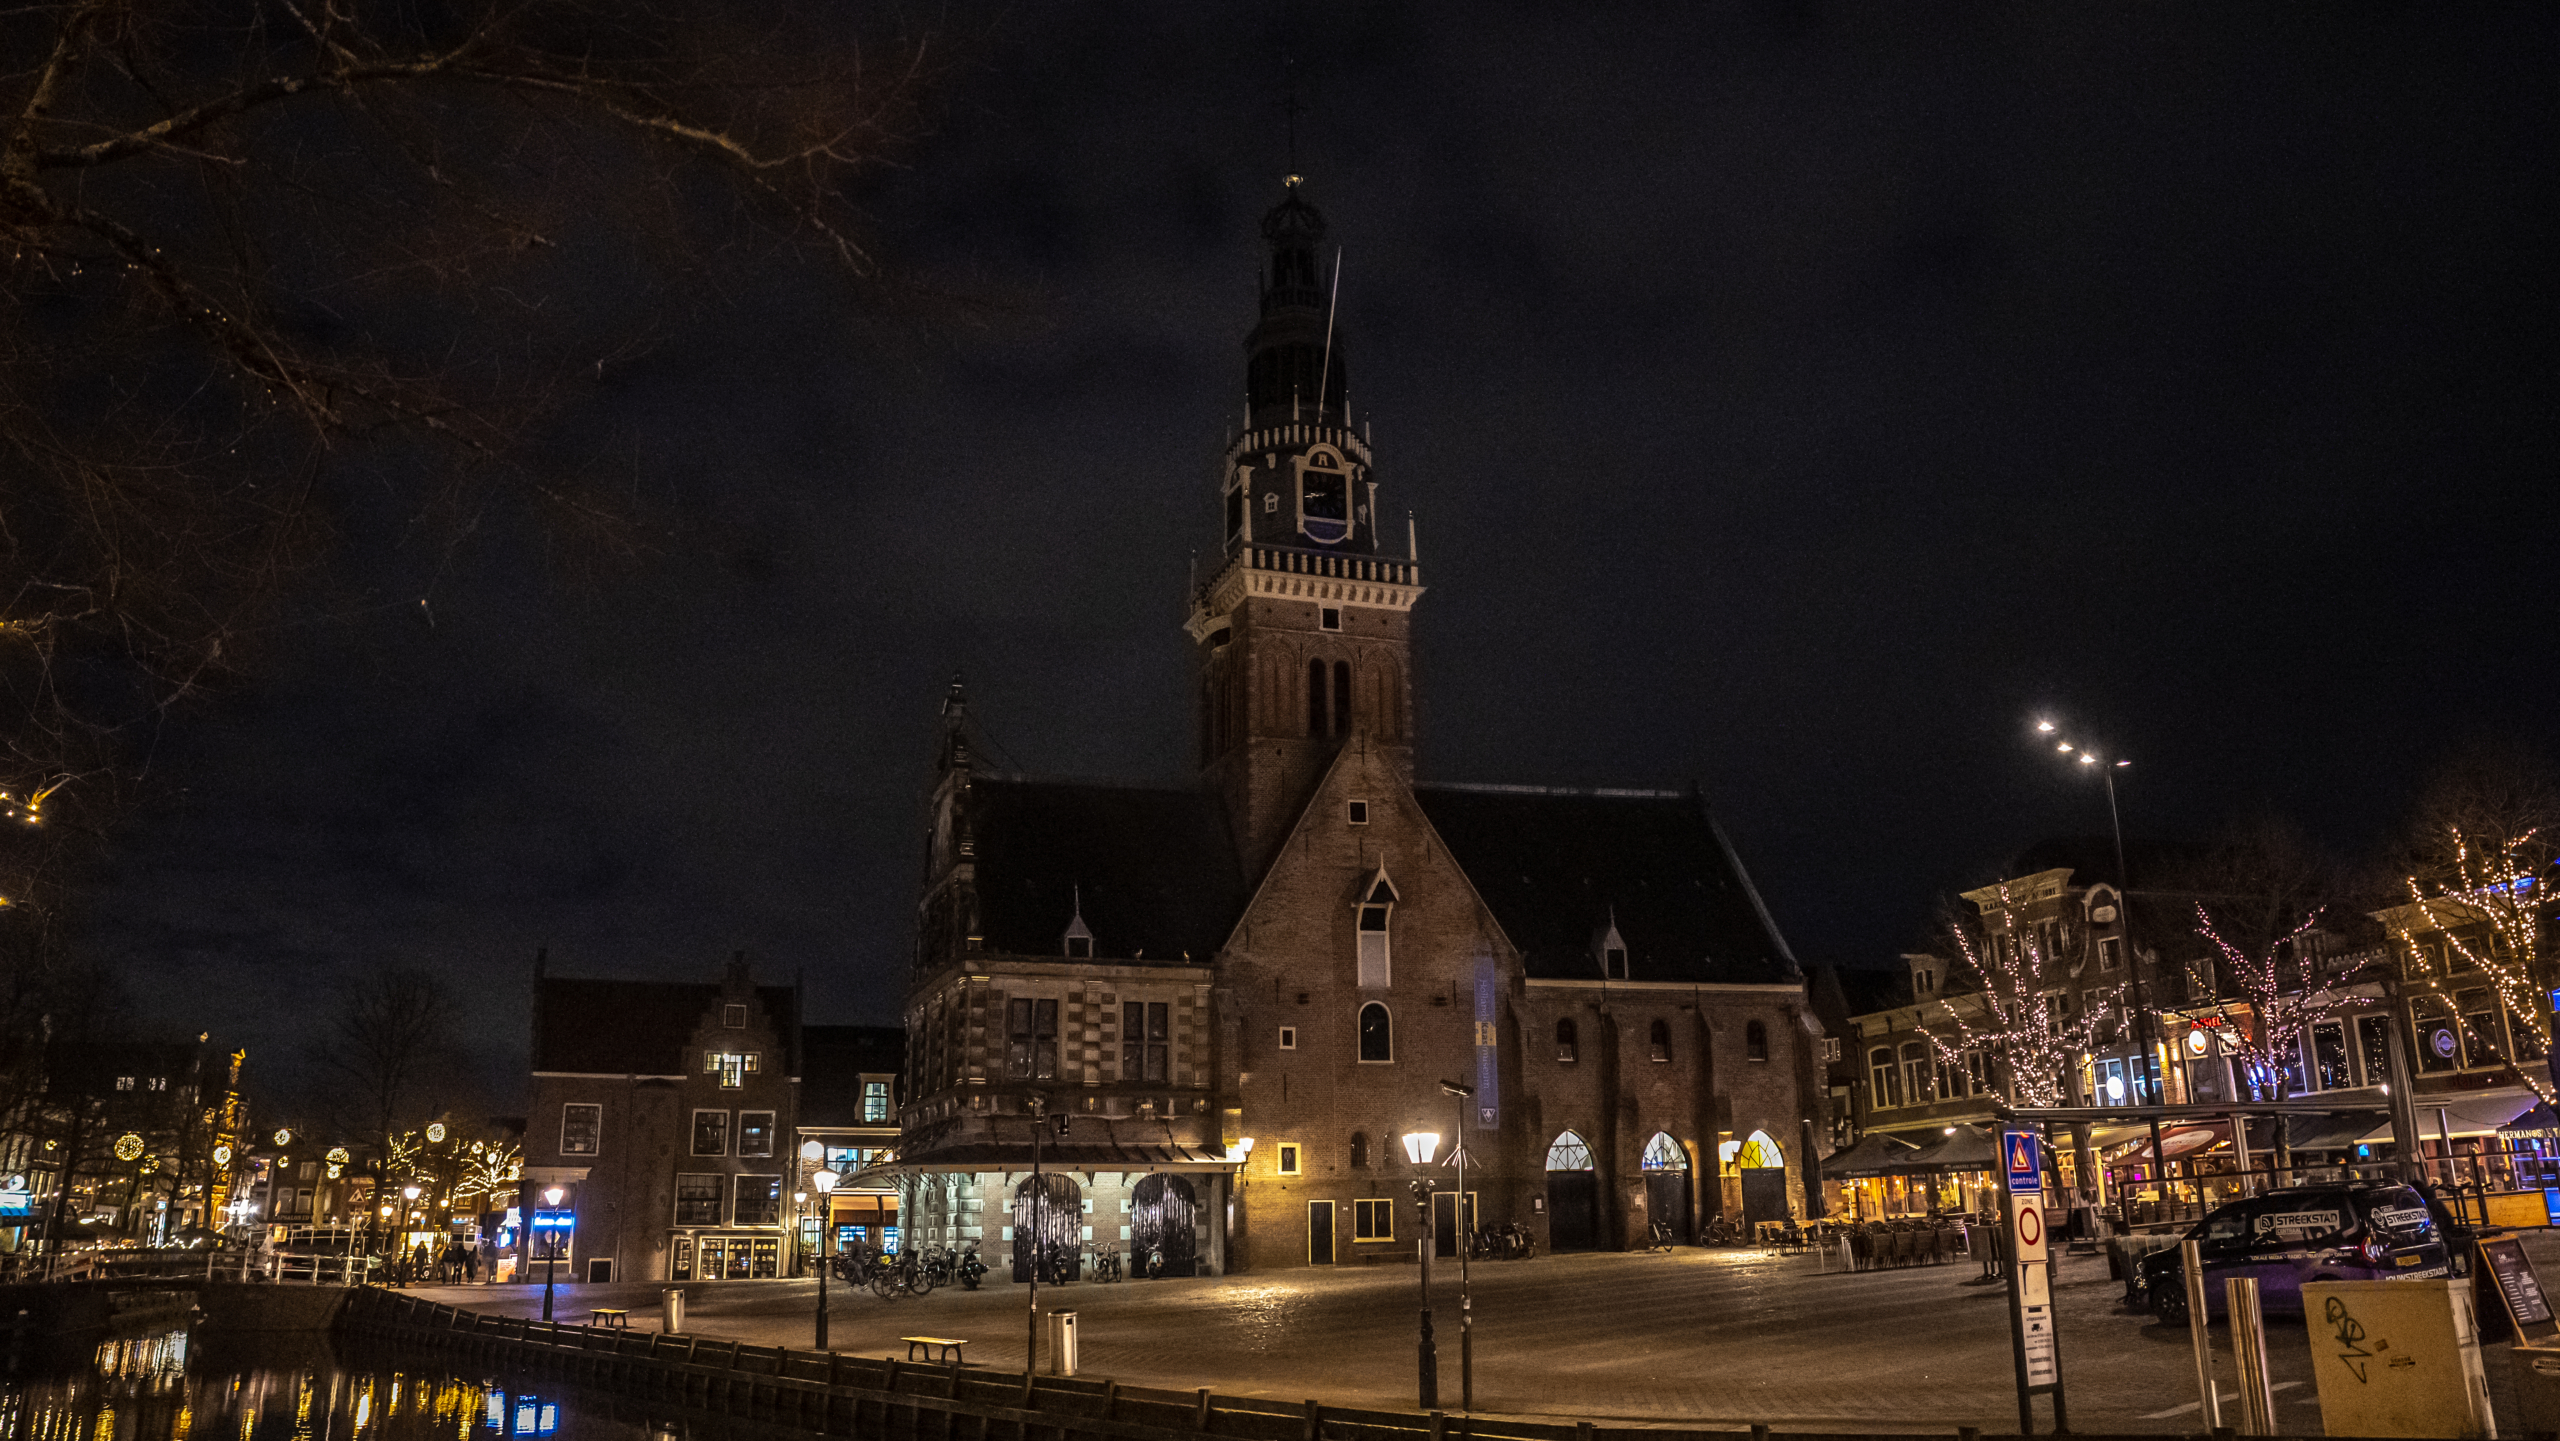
xmin=1474 ymin=955 xmax=1499 ymax=1130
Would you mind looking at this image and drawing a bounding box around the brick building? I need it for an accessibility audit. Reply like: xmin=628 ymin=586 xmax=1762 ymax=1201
xmin=896 ymin=179 xmax=1824 ymax=1276
xmin=522 ymin=953 xmax=802 ymax=1283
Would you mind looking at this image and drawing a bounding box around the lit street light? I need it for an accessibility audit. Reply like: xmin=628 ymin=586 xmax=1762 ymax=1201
xmin=1402 ymin=1130 xmax=1441 ymax=1410
xmin=812 ymin=1168 xmax=839 ymax=1349
xmin=540 ymin=1184 xmax=566 ymax=1322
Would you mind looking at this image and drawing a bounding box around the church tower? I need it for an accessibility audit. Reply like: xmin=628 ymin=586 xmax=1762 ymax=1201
xmin=1186 ymin=179 xmax=1424 ymax=877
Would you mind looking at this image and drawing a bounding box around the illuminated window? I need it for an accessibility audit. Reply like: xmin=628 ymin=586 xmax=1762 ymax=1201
xmin=1352 ymin=1198 xmax=1394 ymax=1240
xmin=114 ymin=1077 xmax=134 ymax=1092
xmin=1297 ymin=449 xmax=1350 ymax=543
xmin=703 ymin=1052 xmax=759 ymax=1088
xmin=861 ymin=1081 xmax=891 ymax=1123
xmin=1275 ymin=1143 xmax=1301 ymax=1176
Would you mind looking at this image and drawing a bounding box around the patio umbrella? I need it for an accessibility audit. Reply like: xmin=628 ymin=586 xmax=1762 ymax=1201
xmin=1822 ymin=1131 xmax=1923 ymax=1178
xmin=1890 ymin=1123 xmax=2002 ymax=1173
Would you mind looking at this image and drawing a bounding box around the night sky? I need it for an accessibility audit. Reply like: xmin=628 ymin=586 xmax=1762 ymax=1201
xmin=88 ymin=5 xmax=2560 ymax=1106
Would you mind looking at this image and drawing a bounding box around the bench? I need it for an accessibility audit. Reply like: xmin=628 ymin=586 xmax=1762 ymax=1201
xmin=590 ymin=1308 xmax=630 ymax=1329
xmin=903 ymin=1336 xmax=969 ymax=1366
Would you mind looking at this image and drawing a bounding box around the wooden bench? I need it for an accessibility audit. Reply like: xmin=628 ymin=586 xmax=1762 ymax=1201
xmin=590 ymin=1308 xmax=630 ymax=1329
xmin=902 ymin=1336 xmax=969 ymax=1366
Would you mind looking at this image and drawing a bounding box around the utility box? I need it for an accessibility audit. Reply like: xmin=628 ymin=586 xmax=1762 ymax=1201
xmin=1044 ymin=1310 xmax=1078 ymax=1376
xmin=2299 ymin=1279 xmax=2491 ymax=1439
xmin=660 ymin=1288 xmax=684 ymax=1334
xmin=2511 ymin=1341 xmax=2560 ymax=1436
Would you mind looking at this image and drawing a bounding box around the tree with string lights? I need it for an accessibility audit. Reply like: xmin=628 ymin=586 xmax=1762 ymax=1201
xmin=2186 ymin=904 xmax=2374 ymax=1100
xmin=1930 ymin=886 xmax=2115 ymax=1108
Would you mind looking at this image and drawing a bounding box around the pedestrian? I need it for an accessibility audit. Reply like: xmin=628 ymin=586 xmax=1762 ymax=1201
xmin=410 ymin=1242 xmax=430 ymax=1285
xmin=478 ymin=1236 xmax=497 ymax=1283
xmin=463 ymin=1242 xmax=481 ymax=1283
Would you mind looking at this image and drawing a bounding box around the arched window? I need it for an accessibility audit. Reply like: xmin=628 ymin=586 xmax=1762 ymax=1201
xmin=1745 ymin=1020 xmax=1768 ymax=1062
xmin=1648 ymin=1018 xmax=1672 ymax=1063
xmin=1332 ymin=659 xmax=1352 ymax=736
xmin=1869 ymin=1047 xmax=1900 ymax=1107
xmin=1356 ymin=871 xmax=1397 ymax=987
xmin=1544 ymin=1131 xmax=1593 ymax=1171
xmin=1555 ymin=1017 xmax=1579 ymax=1063
xmin=1736 ymin=1129 xmax=1784 ymax=1169
xmin=1358 ymin=1002 xmax=1392 ymax=1063
xmin=1349 ymin=1131 xmax=1369 ymax=1169
xmin=1307 ymin=659 xmax=1328 ymax=737
xmin=1640 ymin=1132 xmax=1687 ymax=1171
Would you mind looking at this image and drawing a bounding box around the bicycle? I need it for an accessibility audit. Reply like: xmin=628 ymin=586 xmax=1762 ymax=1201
xmin=1641 ymin=1218 xmax=1677 ymax=1252
xmin=1091 ymin=1247 xmax=1123 ymax=1282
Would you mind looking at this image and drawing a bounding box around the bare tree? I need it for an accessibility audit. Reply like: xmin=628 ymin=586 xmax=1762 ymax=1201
xmin=310 ymin=967 xmax=458 ymax=1218
xmin=1 ymin=0 xmax=946 ymax=928
xmin=1932 ymin=887 xmax=2113 ymax=1108
xmin=2177 ymin=816 xmax=2375 ymax=1100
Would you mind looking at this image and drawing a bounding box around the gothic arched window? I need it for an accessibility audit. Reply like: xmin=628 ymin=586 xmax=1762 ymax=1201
xmin=1555 ymin=1017 xmax=1579 ymax=1063
xmin=1649 ymin=1018 xmax=1672 ymax=1063
xmin=1307 ymin=658 xmax=1328 ymax=737
xmin=1358 ymin=1002 xmax=1392 ymax=1063
xmin=1333 ymin=660 xmax=1352 ymax=736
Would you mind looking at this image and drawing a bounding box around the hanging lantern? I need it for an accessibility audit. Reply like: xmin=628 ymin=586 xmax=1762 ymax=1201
xmin=114 ymin=1133 xmax=145 ymax=1161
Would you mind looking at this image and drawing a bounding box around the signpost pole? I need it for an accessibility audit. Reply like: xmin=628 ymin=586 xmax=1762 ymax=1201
xmin=1998 ymin=1129 xmax=2062 ymax=1435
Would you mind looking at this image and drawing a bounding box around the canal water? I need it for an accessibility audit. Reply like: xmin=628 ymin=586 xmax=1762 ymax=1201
xmin=1 ymin=1323 xmax=783 ymax=1441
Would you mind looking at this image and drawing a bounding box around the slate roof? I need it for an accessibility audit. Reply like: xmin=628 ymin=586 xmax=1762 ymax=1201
xmin=1414 ymin=784 xmax=1800 ymax=985
xmin=532 ymin=978 xmax=799 ymax=1076
xmin=801 ymin=1024 xmax=905 ymax=1128
xmin=969 ymin=778 xmax=1246 ymax=964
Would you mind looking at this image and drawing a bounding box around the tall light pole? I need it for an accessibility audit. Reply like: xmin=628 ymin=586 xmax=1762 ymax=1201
xmin=812 ymin=1168 xmax=839 ymax=1349
xmin=1027 ymin=1093 xmax=1049 ymax=1376
xmin=1402 ymin=1130 xmax=1441 ymax=1410
xmin=2036 ymin=719 xmax=2168 ymax=1215
xmin=540 ymin=1184 xmax=564 ymax=1322
xmin=402 ymin=1184 xmax=422 ymax=1283
xmin=1438 ymin=1080 xmax=1476 ymax=1412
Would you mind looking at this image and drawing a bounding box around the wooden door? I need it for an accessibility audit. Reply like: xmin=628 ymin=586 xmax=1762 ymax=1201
xmin=1307 ymin=1201 xmax=1336 ymax=1265
xmin=1546 ymin=1172 xmax=1600 ymax=1251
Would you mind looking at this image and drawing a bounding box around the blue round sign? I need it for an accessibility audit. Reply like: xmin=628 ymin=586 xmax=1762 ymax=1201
xmin=2429 ymin=1026 xmax=2458 ymax=1059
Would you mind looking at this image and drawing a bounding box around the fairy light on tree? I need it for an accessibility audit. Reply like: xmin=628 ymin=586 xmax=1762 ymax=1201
xmin=2188 ymin=904 xmax=2373 ymax=1100
xmin=2397 ymin=824 xmax=2559 ymax=1104
xmin=1932 ymin=884 xmax=2114 ymax=1107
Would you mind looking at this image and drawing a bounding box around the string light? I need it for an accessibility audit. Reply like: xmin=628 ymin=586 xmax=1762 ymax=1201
xmin=1931 ymin=883 xmax=2115 ymax=1108
xmin=2399 ymin=825 xmax=2558 ymax=1105
xmin=2189 ymin=904 xmax=2373 ymax=1098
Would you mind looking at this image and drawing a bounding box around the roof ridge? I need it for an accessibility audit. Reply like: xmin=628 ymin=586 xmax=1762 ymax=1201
xmin=1421 ymin=781 xmax=1690 ymax=799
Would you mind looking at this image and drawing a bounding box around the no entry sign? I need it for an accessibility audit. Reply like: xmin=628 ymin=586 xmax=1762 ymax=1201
xmin=2014 ymin=1197 xmax=2047 ymax=1262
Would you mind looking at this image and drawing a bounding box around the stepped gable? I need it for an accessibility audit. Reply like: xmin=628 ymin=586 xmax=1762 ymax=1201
xmin=969 ymin=776 xmax=1246 ymax=963
xmin=532 ymin=978 xmax=798 ymax=1076
xmin=1415 ymin=783 xmax=1800 ymax=985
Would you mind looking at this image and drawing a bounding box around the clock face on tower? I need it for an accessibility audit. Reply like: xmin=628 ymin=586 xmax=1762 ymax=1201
xmin=1297 ymin=448 xmax=1350 ymax=544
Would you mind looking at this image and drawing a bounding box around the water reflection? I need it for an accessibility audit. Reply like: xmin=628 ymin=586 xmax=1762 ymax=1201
xmin=2 ymin=1326 xmax=677 ymax=1441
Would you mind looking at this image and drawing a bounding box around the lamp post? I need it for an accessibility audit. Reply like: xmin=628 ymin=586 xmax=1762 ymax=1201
xmin=540 ymin=1184 xmax=565 ymax=1322
xmin=402 ymin=1184 xmax=422 ymax=1283
xmin=2036 ymin=719 xmax=2169 ymax=1215
xmin=812 ymin=1168 xmax=839 ymax=1349
xmin=1027 ymin=1093 xmax=1049 ymax=1377
xmin=1439 ymin=1080 xmax=1477 ymax=1412
xmin=1402 ymin=1130 xmax=1441 ymax=1411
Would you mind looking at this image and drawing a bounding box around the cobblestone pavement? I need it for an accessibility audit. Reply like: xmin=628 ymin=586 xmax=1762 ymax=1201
xmin=415 ymin=1243 xmax=2527 ymax=1433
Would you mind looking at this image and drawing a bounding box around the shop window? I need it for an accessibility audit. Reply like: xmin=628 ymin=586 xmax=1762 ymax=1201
xmin=1556 ymin=1017 xmax=1578 ymax=1063
xmin=1009 ymin=998 xmax=1059 ymax=1080
xmin=862 ymin=1081 xmax=892 ymax=1123
xmin=1358 ymin=1002 xmax=1393 ymax=1063
xmin=691 ymin=1109 xmax=730 ymax=1157
xmin=1122 ymin=1001 xmax=1170 ymax=1082
xmin=674 ymin=1173 xmax=723 ymax=1227
xmin=560 ymin=1104 xmax=601 ymax=1157
xmin=1648 ymin=1018 xmax=1672 ymax=1063
xmin=1746 ymin=1020 xmax=1769 ymax=1062
xmin=1352 ymin=1198 xmax=1395 ymax=1241
xmin=733 ymin=1175 xmax=782 ymax=1226
xmin=1869 ymin=1048 xmax=1900 ymax=1108
xmin=738 ymin=1111 xmax=775 ymax=1158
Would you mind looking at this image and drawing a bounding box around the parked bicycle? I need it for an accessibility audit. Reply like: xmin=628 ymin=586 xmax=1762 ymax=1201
xmin=868 ymin=1247 xmax=940 ymax=1298
xmin=1640 ymin=1218 xmax=1677 ymax=1252
xmin=1090 ymin=1246 xmax=1123 ymax=1282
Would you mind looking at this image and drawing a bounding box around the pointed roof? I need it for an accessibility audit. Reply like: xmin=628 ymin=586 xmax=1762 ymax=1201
xmin=968 ymin=777 xmax=1246 ymax=964
xmin=1415 ymin=784 xmax=1800 ymax=985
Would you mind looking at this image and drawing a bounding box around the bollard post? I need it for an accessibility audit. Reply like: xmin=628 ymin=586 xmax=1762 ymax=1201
xmin=2225 ymin=1277 xmax=2275 ymax=1435
xmin=1194 ymin=1388 xmax=1212 ymax=1433
xmin=2180 ymin=1239 xmax=2219 ymax=1431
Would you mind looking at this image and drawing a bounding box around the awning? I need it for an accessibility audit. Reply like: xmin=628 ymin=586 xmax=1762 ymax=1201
xmin=2356 ymin=1091 xmax=2541 ymax=1144
xmin=1822 ymin=1132 xmax=1923 ymax=1178
xmin=2284 ymin=1112 xmax=2388 ymax=1152
xmin=1889 ymin=1124 xmax=2002 ymax=1174
xmin=2106 ymin=1118 xmax=2283 ymax=1169
xmin=2503 ymin=1102 xmax=2560 ymax=1136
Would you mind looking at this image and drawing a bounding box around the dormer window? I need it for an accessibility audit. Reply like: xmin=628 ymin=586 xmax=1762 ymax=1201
xmin=1595 ymin=915 xmax=1629 ymax=980
xmin=1063 ymin=887 xmax=1095 ymax=959
xmin=1297 ymin=448 xmax=1351 ymax=544
xmin=1356 ymin=870 xmax=1398 ymax=987
xmin=722 ymin=1004 xmax=747 ymax=1029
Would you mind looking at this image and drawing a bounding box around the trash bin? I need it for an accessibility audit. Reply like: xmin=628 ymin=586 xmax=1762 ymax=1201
xmin=661 ymin=1288 xmax=684 ymax=1334
xmin=1044 ymin=1310 xmax=1078 ymax=1376
xmin=2514 ymin=1341 xmax=2560 ymax=1435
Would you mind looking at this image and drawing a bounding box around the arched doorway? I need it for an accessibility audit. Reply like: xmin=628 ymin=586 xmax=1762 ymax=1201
xmin=1545 ymin=1131 xmax=1599 ymax=1252
xmin=1640 ymin=1132 xmax=1690 ymax=1243
xmin=1737 ymin=1129 xmax=1788 ymax=1229
xmin=1012 ymin=1174 xmax=1082 ymax=1283
xmin=1130 ymin=1173 xmax=1197 ymax=1278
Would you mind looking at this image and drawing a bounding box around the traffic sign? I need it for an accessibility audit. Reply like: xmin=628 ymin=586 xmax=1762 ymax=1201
xmin=2014 ymin=1195 xmax=2048 ymax=1264
xmin=2002 ymin=1128 xmax=2042 ymax=1194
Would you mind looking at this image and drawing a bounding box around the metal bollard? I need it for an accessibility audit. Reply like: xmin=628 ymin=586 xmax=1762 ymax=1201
xmin=2225 ymin=1276 xmax=2275 ymax=1435
xmin=2180 ymin=1239 xmax=2220 ymax=1431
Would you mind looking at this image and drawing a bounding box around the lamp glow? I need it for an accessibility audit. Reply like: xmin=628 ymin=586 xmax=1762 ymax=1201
xmin=1401 ymin=1131 xmax=1441 ymax=1165
xmin=813 ymin=1169 xmax=839 ymax=1194
xmin=544 ymin=1186 xmax=564 ymax=1206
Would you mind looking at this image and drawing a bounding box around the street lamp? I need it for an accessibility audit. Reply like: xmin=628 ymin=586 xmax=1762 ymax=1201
xmin=540 ymin=1184 xmax=565 ymax=1322
xmin=2035 ymin=719 xmax=2166 ymax=1213
xmin=1439 ymin=1079 xmax=1478 ymax=1412
xmin=401 ymin=1184 xmax=423 ymax=1284
xmin=1402 ymin=1130 xmax=1441 ymax=1410
xmin=812 ymin=1168 xmax=839 ymax=1349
